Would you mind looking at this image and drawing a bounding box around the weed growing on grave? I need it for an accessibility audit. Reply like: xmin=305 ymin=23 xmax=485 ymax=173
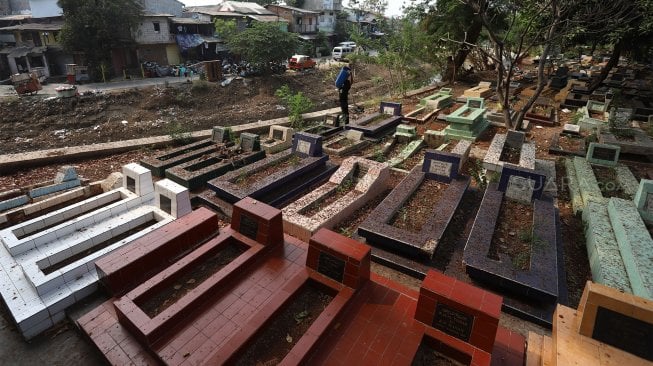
xmin=469 ymin=160 xmax=489 ymax=190
xmin=289 ymin=154 xmax=301 ymax=166
xmin=235 ymin=171 xmax=248 ymax=185
xmin=370 ymin=148 xmax=385 ymax=162
xmin=570 ymin=110 xmax=583 ymax=125
xmin=339 ymin=227 xmax=353 ymax=237
xmin=512 ymin=251 xmax=530 ymax=270
xmin=166 ymin=121 xmax=193 ymax=146
xmin=337 ymin=177 xmax=354 ymax=194
xmin=275 ymin=85 xmax=314 ymax=130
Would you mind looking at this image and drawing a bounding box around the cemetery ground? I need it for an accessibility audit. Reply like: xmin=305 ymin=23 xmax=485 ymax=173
xmin=0 ymin=65 xmax=643 ymax=364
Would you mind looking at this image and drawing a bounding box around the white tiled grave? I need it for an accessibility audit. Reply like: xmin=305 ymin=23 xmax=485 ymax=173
xmin=0 ymin=164 xmax=189 ymax=339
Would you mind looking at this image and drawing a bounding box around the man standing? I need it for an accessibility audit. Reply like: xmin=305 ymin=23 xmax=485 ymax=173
xmin=338 ymin=66 xmax=353 ymax=124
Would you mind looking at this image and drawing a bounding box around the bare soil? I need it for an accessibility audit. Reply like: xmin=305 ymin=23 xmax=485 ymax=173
xmin=301 ymin=165 xmax=366 ymax=217
xmin=500 ymin=146 xmax=521 ymax=165
xmin=390 ymin=179 xmax=447 ymax=231
xmin=556 ymin=135 xmax=583 ymax=152
xmin=411 ymin=342 xmax=465 ymax=366
xmin=487 ymin=200 xmax=534 ymax=270
xmin=234 ymin=281 xmax=333 ymax=366
xmin=235 ymin=154 xmax=300 ymax=186
xmin=0 ymin=64 xmax=390 ymax=155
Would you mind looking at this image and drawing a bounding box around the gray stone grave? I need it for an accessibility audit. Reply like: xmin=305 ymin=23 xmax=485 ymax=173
xmin=212 ymin=126 xmax=233 ymax=143
xmin=239 ymin=133 xmax=260 ymax=152
xmin=586 ymin=142 xmax=620 ymax=167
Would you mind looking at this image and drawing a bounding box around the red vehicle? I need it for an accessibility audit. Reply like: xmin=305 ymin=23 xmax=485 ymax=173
xmin=288 ymin=55 xmax=316 ymax=71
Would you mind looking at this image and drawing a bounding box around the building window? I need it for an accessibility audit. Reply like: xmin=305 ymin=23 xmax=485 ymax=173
xmin=309 ymin=17 xmax=312 ymax=25
xmin=153 ymin=22 xmax=160 ymax=33
xmin=296 ymin=18 xmax=302 ymax=25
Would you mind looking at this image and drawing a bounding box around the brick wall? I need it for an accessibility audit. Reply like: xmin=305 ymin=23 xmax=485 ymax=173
xmin=135 ymin=16 xmax=173 ymax=44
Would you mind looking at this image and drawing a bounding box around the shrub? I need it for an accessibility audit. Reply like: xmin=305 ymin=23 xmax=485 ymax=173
xmin=275 ymin=85 xmax=314 ymax=129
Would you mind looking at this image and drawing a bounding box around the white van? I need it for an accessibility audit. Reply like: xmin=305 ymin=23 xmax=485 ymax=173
xmin=332 ymin=46 xmax=353 ymax=61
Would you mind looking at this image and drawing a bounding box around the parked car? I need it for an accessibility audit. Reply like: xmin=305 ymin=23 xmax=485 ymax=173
xmin=288 ymin=55 xmax=316 ymax=70
xmin=332 ymin=46 xmax=353 ymax=61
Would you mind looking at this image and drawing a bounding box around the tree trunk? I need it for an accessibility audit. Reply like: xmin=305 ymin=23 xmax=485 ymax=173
xmin=589 ymin=39 xmax=622 ymax=92
xmin=443 ymin=17 xmax=482 ymax=82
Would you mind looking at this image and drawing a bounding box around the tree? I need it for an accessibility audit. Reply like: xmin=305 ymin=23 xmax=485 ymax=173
xmin=406 ymin=0 xmax=484 ymax=82
xmin=214 ymin=19 xmax=238 ymax=42
xmin=58 ymin=0 xmax=143 ymax=80
xmin=448 ymin=0 xmax=573 ymax=129
xmin=580 ymin=0 xmax=653 ymax=91
xmin=359 ymin=18 xmax=436 ymax=95
xmin=227 ymin=22 xmax=300 ymax=73
xmin=350 ymin=0 xmax=388 ymax=15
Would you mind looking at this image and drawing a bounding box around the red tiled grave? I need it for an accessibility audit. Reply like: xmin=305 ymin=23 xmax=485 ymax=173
xmin=79 ymin=207 xmax=524 ymax=365
xmin=95 ymin=207 xmax=221 ymax=296
xmin=416 ymin=269 xmax=501 ymax=354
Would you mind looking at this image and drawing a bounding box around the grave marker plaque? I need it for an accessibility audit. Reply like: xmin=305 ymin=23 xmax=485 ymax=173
xmin=126 ymin=176 xmax=136 ymax=193
xmin=272 ymin=129 xmax=284 ymax=141
xmin=432 ymin=303 xmax=474 ymax=342
xmin=382 ymin=107 xmax=394 ymax=115
xmin=296 ymin=140 xmax=311 ymax=155
xmin=429 ymin=160 xmax=453 ymax=177
xmin=317 ymin=251 xmax=345 ymax=283
xmin=592 ymin=146 xmax=617 ymax=161
xmin=159 ymin=195 xmax=171 ymax=215
xmin=239 ymin=213 xmax=258 ymax=240
xmin=592 ymin=306 xmax=653 ymax=361
xmin=505 ymin=175 xmax=535 ymax=204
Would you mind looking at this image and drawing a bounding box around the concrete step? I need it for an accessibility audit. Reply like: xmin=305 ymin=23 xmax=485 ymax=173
xmin=582 ymin=201 xmax=632 ymax=294
xmin=607 ymin=197 xmax=653 ymax=299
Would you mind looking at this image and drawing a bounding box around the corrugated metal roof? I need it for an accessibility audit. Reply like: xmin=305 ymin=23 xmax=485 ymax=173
xmin=249 ymin=15 xmax=288 ymax=23
xmin=171 ymin=17 xmax=212 ymax=25
xmin=266 ymin=4 xmax=319 ymax=15
xmin=0 ymin=23 xmax=63 ymax=31
xmin=0 ymin=15 xmax=32 ymax=21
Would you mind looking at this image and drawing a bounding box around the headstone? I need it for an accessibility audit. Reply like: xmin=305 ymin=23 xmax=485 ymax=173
xmin=344 ymin=129 xmax=364 ymax=141
xmin=505 ymin=130 xmax=525 ymax=149
xmin=562 ymin=123 xmax=581 ymax=135
xmin=154 ymin=179 xmax=191 ymax=218
xmin=122 ymin=163 xmax=153 ymax=196
xmin=586 ymin=142 xmax=620 ymax=167
xmin=497 ymin=165 xmax=546 ymax=201
xmin=292 ymin=132 xmax=323 ymax=157
xmin=379 ymin=101 xmax=402 ymax=116
xmin=633 ymin=179 xmax=653 ymax=223
xmin=231 ymin=197 xmax=283 ymax=246
xmin=54 ymin=166 xmax=77 ymax=183
xmin=576 ymin=282 xmax=653 ymax=362
xmin=239 ymin=132 xmax=260 ymax=152
xmin=324 ymin=113 xmax=340 ymax=126
xmin=308 ymin=228 xmax=371 ymax=290
xmin=212 ymin=126 xmax=233 ymax=143
xmin=505 ymin=175 xmax=536 ymax=204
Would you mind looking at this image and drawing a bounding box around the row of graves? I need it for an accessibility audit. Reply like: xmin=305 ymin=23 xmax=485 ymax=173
xmin=0 ymin=82 xmax=652 ymax=364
